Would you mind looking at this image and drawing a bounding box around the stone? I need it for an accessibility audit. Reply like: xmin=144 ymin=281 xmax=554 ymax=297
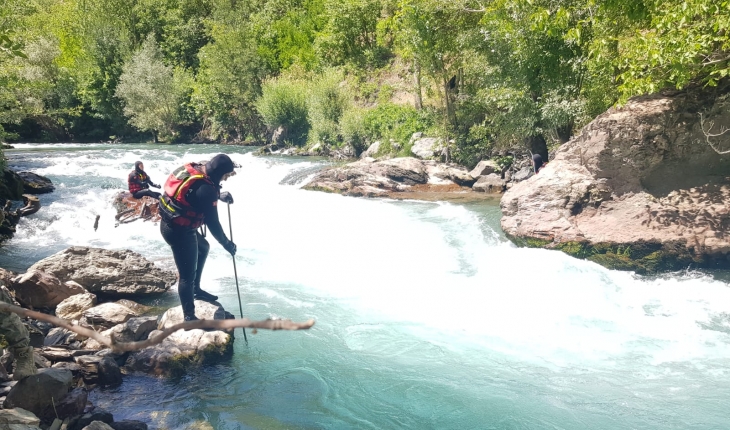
xmin=0 ymin=169 xmax=25 ymax=201
xmin=69 ymin=410 xmax=113 ymax=430
xmin=41 ymin=387 xmax=87 ymax=422
xmin=9 ymin=270 xmax=86 ymax=308
xmin=55 ymin=293 xmax=97 ymax=321
xmin=51 ymin=362 xmax=81 ymax=378
xmin=360 ymin=141 xmax=381 ymax=159
xmin=16 ymin=172 xmax=55 ymax=194
xmin=410 ymin=137 xmax=444 ymax=159
xmin=44 ymin=328 xmax=83 ymax=347
xmin=472 ymin=174 xmax=504 ymax=193
xmin=469 ymin=160 xmax=500 ymax=178
xmin=97 ymin=357 xmax=122 ymax=387
xmin=0 ymin=407 xmax=41 ymax=429
xmin=158 ymin=301 xmax=228 ymax=330
xmin=28 ymin=247 xmax=175 ymax=297
xmin=82 ymin=303 xmax=139 ymax=329
xmin=74 ymin=356 xmax=102 ymax=385
xmin=82 ymin=422 xmax=114 ymax=430
xmin=500 ymin=82 xmax=730 ymax=273
xmin=3 ymin=368 xmax=73 ymax=417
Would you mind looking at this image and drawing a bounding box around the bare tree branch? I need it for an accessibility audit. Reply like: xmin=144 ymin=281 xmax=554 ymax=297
xmin=0 ymin=303 xmax=315 ymax=354
xmin=700 ymin=113 xmax=730 ymax=154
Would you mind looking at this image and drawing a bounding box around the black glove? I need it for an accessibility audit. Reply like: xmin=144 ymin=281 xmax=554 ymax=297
xmin=150 ymin=183 xmax=161 ymax=189
xmin=219 ymin=191 xmax=234 ymax=204
xmin=223 ymin=240 xmax=237 ymax=256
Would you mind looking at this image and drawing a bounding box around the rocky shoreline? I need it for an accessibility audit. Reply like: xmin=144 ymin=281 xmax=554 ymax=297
xmin=0 ymin=247 xmax=236 ymax=430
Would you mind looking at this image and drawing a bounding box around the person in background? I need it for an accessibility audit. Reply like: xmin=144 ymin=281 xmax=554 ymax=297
xmin=128 ymin=161 xmax=161 ymax=199
xmin=158 ymin=154 xmax=237 ymax=322
xmin=532 ymin=153 xmax=547 ymax=174
xmin=0 ymin=286 xmax=37 ymax=380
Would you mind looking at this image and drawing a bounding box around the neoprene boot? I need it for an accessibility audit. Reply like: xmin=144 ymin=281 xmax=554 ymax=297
xmin=11 ymin=345 xmax=36 ymax=380
xmin=194 ymin=288 xmax=218 ymax=302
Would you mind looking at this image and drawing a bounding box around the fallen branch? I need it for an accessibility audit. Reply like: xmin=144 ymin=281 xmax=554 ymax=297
xmin=699 ymin=113 xmax=730 ymax=154
xmin=0 ymin=302 xmax=315 ymax=354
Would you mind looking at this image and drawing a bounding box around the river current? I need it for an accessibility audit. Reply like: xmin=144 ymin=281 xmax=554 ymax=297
xmin=1 ymin=143 xmax=729 ymax=429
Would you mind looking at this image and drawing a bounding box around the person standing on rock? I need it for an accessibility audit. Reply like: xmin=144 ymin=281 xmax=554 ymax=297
xmin=159 ymin=154 xmax=237 ymax=322
xmin=128 ymin=161 xmax=161 ymax=199
xmin=532 ymin=153 xmax=546 ymax=174
xmin=0 ymin=287 xmax=37 ymax=380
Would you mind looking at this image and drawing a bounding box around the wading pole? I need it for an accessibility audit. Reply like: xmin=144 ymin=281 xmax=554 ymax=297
xmin=228 ymin=202 xmax=247 ymax=342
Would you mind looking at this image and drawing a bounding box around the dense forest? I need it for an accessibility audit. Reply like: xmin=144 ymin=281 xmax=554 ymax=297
xmin=0 ymin=0 xmax=728 ymax=167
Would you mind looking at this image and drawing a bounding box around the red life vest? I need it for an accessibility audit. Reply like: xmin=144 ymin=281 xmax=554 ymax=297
xmin=128 ymin=171 xmax=148 ymax=193
xmin=159 ymin=163 xmax=215 ymax=229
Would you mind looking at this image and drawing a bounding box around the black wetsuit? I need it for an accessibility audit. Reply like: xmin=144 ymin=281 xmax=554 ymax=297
xmin=160 ymin=155 xmax=236 ymax=319
xmin=129 ymin=162 xmax=161 ymax=199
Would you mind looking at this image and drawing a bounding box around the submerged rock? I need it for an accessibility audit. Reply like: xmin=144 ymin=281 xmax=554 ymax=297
xmin=28 ymin=247 xmax=175 ymax=297
xmin=501 ymin=82 xmax=730 ymax=273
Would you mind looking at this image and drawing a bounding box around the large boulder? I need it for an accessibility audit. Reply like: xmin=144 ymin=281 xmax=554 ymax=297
xmin=125 ymin=301 xmax=233 ymax=376
xmin=9 ymin=270 xmax=86 ymax=308
xmin=469 ymin=160 xmax=500 ymax=178
xmin=40 ymin=387 xmax=87 ymax=422
xmin=472 ymin=174 xmax=504 ymax=193
xmin=16 ymin=172 xmax=54 ymax=194
xmin=28 ymin=247 xmax=175 ymax=297
xmin=3 ymin=368 xmax=73 ymax=418
xmin=501 ymin=82 xmax=730 ymax=273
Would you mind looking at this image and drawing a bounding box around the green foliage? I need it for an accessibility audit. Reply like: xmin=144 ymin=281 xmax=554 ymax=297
xmin=362 ymin=103 xmax=434 ymax=146
xmin=315 ymin=0 xmax=388 ymax=67
xmin=193 ymin=22 xmax=266 ymax=142
xmin=307 ymin=69 xmax=348 ymax=145
xmin=256 ymin=75 xmax=310 ymax=146
xmin=340 ymin=107 xmax=368 ymax=154
xmin=115 ymin=36 xmax=190 ymax=141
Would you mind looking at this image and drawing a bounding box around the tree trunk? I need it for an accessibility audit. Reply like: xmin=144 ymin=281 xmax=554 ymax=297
xmin=413 ymin=60 xmax=423 ymax=110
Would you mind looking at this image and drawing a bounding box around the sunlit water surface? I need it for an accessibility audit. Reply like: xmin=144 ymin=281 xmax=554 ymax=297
xmin=1 ymin=143 xmax=729 ymax=429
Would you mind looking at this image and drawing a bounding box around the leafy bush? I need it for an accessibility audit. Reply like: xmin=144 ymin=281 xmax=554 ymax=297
xmin=340 ymin=107 xmax=368 ymax=154
xmin=362 ymin=103 xmax=434 ymax=147
xmin=256 ymin=75 xmax=309 ymax=146
xmin=307 ymin=69 xmax=348 ymax=145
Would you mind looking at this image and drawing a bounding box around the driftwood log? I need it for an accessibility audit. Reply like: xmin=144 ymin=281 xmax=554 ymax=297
xmin=0 ymin=302 xmax=314 ymax=353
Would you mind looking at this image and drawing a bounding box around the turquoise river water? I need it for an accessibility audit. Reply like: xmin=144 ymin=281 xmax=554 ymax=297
xmin=1 ymin=143 xmax=729 ymax=429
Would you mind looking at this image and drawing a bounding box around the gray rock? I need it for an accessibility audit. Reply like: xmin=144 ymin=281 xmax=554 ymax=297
xmin=469 ymin=160 xmax=500 ymax=178
xmin=56 ymin=293 xmax=97 ymax=321
xmin=82 ymin=303 xmax=139 ymax=329
xmin=3 ymin=368 xmax=73 ymax=417
xmin=41 ymin=387 xmax=87 ymax=422
xmin=28 ymin=247 xmax=175 ymax=297
xmin=82 ymin=422 xmax=115 ymax=430
xmin=9 ymin=270 xmax=86 ymax=308
xmin=97 ymin=357 xmax=122 ymax=387
xmin=360 ymin=141 xmax=381 ymax=159
xmin=51 ymin=362 xmax=82 ymax=378
xmin=44 ymin=327 xmax=82 ymax=347
xmin=17 ymin=171 xmax=55 ymax=194
xmin=511 ymin=166 xmax=533 ymax=182
xmin=472 ymin=174 xmax=505 ymax=193
xmin=410 ymin=137 xmax=443 ymax=159
xmin=0 ymin=407 xmax=41 ymax=429
xmin=126 ymin=301 xmax=233 ymax=376
xmin=69 ymin=410 xmax=113 ymax=430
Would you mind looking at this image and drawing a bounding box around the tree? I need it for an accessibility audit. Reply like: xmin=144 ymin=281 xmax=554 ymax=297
xmin=115 ymin=36 xmax=190 ymax=141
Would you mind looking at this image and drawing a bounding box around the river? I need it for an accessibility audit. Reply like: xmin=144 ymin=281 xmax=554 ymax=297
xmin=2 ymin=143 xmax=729 ymax=429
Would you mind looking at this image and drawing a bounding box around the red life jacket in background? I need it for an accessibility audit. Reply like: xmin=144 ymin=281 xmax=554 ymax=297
xmin=159 ymin=163 xmax=215 ymax=229
xmin=128 ymin=171 xmax=148 ymax=193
